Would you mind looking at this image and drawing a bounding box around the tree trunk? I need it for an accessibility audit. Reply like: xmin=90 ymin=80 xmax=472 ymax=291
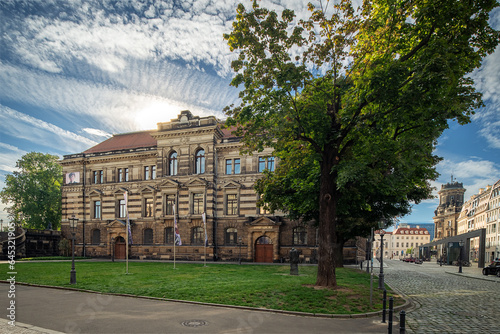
xmin=315 ymin=151 xmax=339 ymax=287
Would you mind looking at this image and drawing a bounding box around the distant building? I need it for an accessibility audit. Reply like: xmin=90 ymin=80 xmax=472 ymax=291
xmin=403 ymin=223 xmax=435 ymax=242
xmin=457 ymin=180 xmax=500 ymax=263
xmin=373 ymin=225 xmax=430 ymax=259
xmin=433 ymin=179 xmax=465 ymax=240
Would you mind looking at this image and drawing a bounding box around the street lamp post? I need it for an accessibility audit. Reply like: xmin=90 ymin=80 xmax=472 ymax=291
xmin=378 ymin=230 xmax=385 ymax=289
xmin=69 ymin=215 xmax=78 ymax=284
xmin=111 ymin=237 xmax=115 ymax=262
xmin=458 ymin=239 xmax=464 ymax=274
xmin=238 ymin=236 xmax=242 ymax=265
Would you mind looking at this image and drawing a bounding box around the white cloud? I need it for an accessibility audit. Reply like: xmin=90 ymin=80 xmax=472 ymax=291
xmin=82 ymin=128 xmax=112 ymax=138
xmin=0 ymin=105 xmax=97 ymax=152
xmin=0 ymin=61 xmax=237 ymax=135
xmin=437 ymin=158 xmax=499 ymax=200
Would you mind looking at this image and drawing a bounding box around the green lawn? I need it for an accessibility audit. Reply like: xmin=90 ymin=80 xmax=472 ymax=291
xmin=0 ymin=261 xmax=403 ymax=314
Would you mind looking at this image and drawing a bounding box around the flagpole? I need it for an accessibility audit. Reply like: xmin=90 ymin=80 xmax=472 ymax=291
xmin=125 ymin=191 xmax=129 ymax=275
xmin=203 ymin=212 xmax=207 ymax=267
xmin=173 ymin=202 xmax=177 ymax=270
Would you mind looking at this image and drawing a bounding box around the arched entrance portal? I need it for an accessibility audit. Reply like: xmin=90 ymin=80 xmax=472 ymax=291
xmin=255 ymin=236 xmax=273 ymax=263
xmin=115 ymin=236 xmax=126 ymax=259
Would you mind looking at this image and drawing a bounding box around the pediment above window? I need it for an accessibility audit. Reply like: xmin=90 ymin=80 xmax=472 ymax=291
xmin=186 ymin=177 xmax=208 ymax=187
xmin=113 ymin=187 xmax=129 ymax=195
xmin=159 ymin=179 xmax=180 ymax=189
xmin=221 ymin=181 xmax=241 ymax=189
xmin=248 ymin=216 xmax=282 ymax=227
xmin=139 ymin=185 xmax=156 ymax=194
xmin=88 ymin=189 xmax=103 ymax=197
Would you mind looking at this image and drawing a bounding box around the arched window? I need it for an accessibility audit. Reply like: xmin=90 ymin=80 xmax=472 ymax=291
xmin=164 ymin=227 xmax=174 ymax=244
xmin=144 ymin=228 xmax=153 ymax=245
xmin=225 ymin=228 xmax=238 ymax=245
xmin=192 ymin=227 xmax=204 ymax=245
xmin=293 ymin=227 xmax=307 ymax=245
xmin=169 ymin=152 xmax=178 ymax=176
xmin=195 ymin=149 xmax=205 ymax=174
xmin=91 ymin=229 xmax=100 ymax=245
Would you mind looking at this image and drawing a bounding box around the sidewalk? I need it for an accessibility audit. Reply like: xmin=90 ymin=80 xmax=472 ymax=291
xmin=444 ymin=264 xmax=500 ymax=283
xmin=1 ymin=283 xmax=389 ymax=334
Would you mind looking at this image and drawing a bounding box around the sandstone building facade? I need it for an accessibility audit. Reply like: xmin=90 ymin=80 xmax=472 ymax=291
xmin=457 ymin=180 xmax=500 ymax=263
xmin=60 ymin=111 xmax=346 ymax=263
xmin=433 ymin=179 xmax=465 ymax=240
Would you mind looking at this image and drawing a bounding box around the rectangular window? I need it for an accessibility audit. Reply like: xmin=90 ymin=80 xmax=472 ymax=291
xmin=226 ymin=159 xmax=241 ymax=175
xmin=193 ymin=193 xmax=203 ymax=214
xmin=225 ymin=228 xmax=238 ymax=245
xmin=226 ymin=194 xmax=238 ymax=215
xmin=293 ymin=227 xmax=307 ymax=245
xmin=151 ymin=166 xmax=156 ymax=179
xmin=144 ymin=198 xmax=153 ymax=217
xmin=165 ymin=227 xmax=174 ymax=244
xmin=144 ymin=166 xmax=150 ymax=180
xmin=234 ymin=158 xmax=240 ymax=174
xmin=258 ymin=157 xmax=266 ymax=173
xmin=165 ymin=195 xmax=175 ymax=215
xmin=259 ymin=157 xmax=275 ymax=172
xmin=118 ymin=168 xmax=129 ymax=182
xmin=267 ymin=157 xmax=275 ymax=171
xmin=94 ymin=200 xmax=101 ymax=219
xmin=119 ymin=199 xmax=126 ymax=218
xmin=93 ymin=170 xmax=104 ymax=184
xmin=259 ymin=195 xmax=270 ymax=214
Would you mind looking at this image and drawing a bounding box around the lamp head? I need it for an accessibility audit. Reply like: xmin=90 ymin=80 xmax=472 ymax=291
xmin=69 ymin=215 xmax=78 ymax=231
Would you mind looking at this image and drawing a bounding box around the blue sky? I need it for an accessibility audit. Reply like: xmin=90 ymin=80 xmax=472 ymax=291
xmin=1 ymin=1 xmax=499 ymax=229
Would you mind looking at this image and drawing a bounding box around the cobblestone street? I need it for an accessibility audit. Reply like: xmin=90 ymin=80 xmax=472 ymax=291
xmin=384 ymin=259 xmax=500 ymax=334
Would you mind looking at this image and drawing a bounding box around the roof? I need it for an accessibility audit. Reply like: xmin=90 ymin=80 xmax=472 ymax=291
xmin=394 ymin=227 xmax=429 ymax=235
xmin=84 ymin=131 xmax=157 ymax=154
xmin=221 ymin=125 xmax=239 ymax=139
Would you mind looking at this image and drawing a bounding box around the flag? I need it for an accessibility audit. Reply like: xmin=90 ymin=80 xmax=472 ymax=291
xmin=124 ymin=191 xmax=132 ymax=244
xmin=202 ymin=212 xmax=208 ymax=247
xmin=174 ymin=203 xmax=181 ymax=246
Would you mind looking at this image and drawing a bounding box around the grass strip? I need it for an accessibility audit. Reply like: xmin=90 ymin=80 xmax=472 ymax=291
xmin=0 ymin=261 xmax=403 ymax=314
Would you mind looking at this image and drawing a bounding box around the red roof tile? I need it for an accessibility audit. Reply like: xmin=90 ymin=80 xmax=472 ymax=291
xmin=84 ymin=131 xmax=157 ymax=154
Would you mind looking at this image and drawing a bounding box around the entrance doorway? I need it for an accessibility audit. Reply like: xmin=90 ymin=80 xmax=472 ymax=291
xmin=115 ymin=236 xmax=126 ymax=259
xmin=255 ymin=236 xmax=273 ymax=263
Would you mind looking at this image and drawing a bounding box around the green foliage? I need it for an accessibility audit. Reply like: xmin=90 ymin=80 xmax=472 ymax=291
xmin=0 ymin=261 xmax=403 ymax=314
xmin=58 ymin=239 xmax=71 ymax=257
xmin=224 ymin=0 xmax=499 ymax=284
xmin=0 ymin=152 xmax=63 ymax=229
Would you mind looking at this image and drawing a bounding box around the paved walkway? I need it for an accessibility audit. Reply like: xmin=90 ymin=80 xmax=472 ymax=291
xmin=3 ymin=259 xmax=497 ymax=333
xmin=0 ymin=283 xmax=387 ymax=334
xmin=383 ymin=259 xmax=499 ymax=334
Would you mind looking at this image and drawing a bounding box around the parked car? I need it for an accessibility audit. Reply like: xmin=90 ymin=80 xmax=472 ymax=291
xmin=482 ymin=261 xmax=500 ymax=276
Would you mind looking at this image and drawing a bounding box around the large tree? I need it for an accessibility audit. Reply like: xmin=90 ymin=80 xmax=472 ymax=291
xmin=0 ymin=152 xmax=63 ymax=230
xmin=224 ymin=0 xmax=499 ymax=287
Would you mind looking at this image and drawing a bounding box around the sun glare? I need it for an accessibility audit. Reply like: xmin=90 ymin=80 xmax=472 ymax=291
xmin=135 ymin=101 xmax=181 ymax=130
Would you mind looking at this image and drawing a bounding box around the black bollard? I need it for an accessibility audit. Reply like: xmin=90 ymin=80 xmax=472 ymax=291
xmin=388 ymin=297 xmax=394 ymax=334
xmin=382 ymin=289 xmax=387 ymax=323
xmin=399 ymin=310 xmax=406 ymax=334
